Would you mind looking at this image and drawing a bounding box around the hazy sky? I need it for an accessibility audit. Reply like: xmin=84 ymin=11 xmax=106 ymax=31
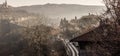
xmin=0 ymin=0 xmax=104 ymax=7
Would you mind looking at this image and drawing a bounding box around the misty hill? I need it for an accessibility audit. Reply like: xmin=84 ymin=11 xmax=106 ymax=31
xmin=15 ymin=3 xmax=105 ymax=19
xmin=0 ymin=4 xmax=48 ymax=27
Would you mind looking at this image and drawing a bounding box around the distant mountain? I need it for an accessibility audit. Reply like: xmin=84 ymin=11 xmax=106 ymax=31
xmin=15 ymin=3 xmax=105 ymax=19
xmin=0 ymin=3 xmax=105 ymax=26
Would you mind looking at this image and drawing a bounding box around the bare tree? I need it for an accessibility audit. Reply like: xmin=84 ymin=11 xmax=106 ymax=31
xmin=90 ymin=0 xmax=120 ymax=56
xmin=103 ymin=0 xmax=120 ymax=25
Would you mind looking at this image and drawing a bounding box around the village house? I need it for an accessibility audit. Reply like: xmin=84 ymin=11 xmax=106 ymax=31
xmin=70 ymin=19 xmax=120 ymax=56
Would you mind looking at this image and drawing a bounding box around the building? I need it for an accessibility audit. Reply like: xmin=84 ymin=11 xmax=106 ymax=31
xmin=70 ymin=27 xmax=99 ymax=56
xmin=70 ymin=19 xmax=120 ymax=56
xmin=1 ymin=0 xmax=8 ymax=8
xmin=0 ymin=0 xmax=12 ymax=13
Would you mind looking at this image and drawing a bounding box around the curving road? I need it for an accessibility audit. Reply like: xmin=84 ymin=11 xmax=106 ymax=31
xmin=58 ymin=35 xmax=79 ymax=56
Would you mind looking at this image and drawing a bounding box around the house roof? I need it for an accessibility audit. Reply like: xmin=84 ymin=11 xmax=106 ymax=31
xmin=70 ymin=27 xmax=99 ymax=42
xmin=70 ymin=23 xmax=120 ymax=42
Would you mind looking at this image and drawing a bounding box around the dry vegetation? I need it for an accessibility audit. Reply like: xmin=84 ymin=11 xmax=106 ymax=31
xmin=0 ymin=0 xmax=120 ymax=56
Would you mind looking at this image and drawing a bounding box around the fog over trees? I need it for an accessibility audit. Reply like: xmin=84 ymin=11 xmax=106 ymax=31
xmin=0 ymin=0 xmax=120 ymax=56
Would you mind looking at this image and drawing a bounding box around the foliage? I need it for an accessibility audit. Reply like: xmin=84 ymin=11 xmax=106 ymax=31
xmin=22 ymin=25 xmax=66 ymax=56
xmin=23 ymin=25 xmax=52 ymax=56
xmin=88 ymin=0 xmax=120 ymax=56
xmin=60 ymin=15 xmax=100 ymax=39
